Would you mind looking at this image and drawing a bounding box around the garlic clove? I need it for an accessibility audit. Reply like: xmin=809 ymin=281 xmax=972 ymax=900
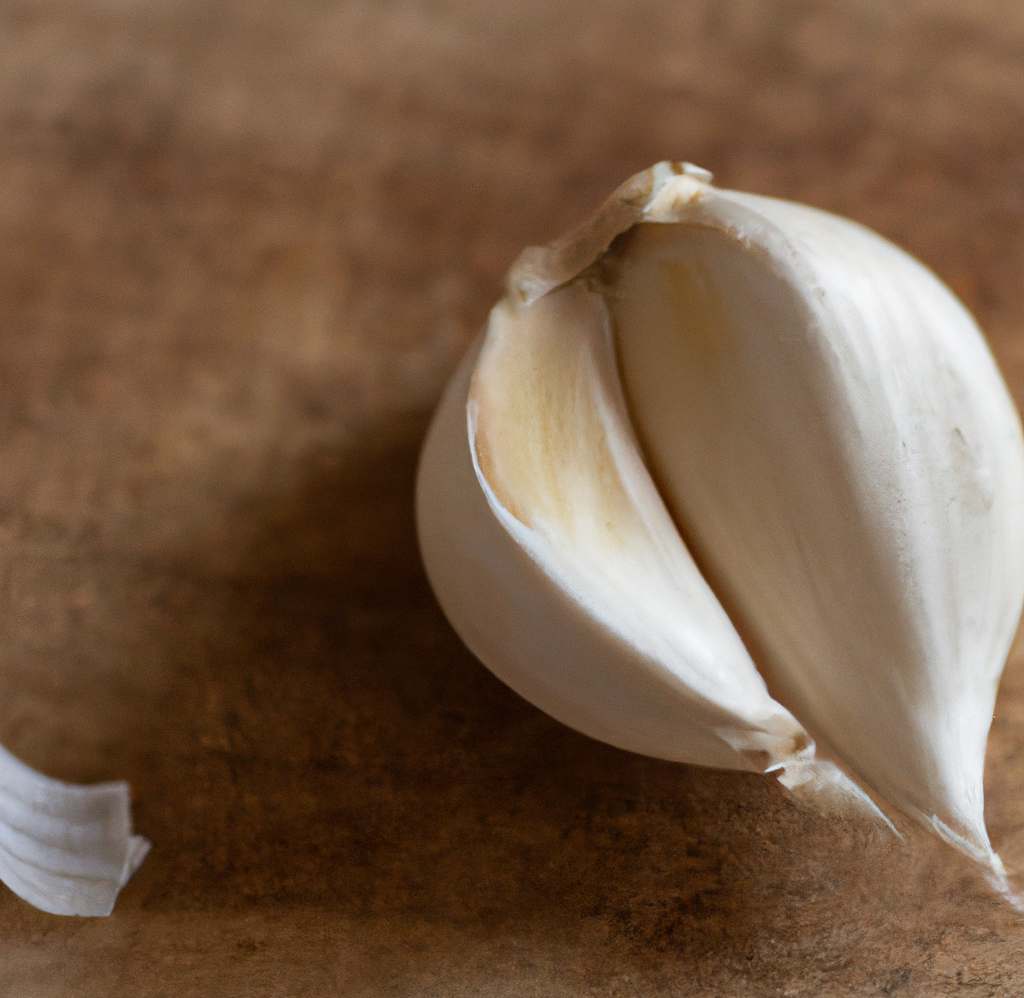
xmin=417 ymin=260 xmax=888 ymax=824
xmin=416 ymin=162 xmax=1024 ymax=879
xmin=605 ymin=179 xmax=1024 ymax=864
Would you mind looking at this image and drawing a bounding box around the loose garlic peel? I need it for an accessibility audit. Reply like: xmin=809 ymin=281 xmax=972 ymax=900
xmin=416 ymin=163 xmax=1024 ymax=893
xmin=0 ymin=744 xmax=148 ymax=915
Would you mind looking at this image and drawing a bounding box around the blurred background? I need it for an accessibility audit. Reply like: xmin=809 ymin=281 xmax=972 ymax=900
xmin=2 ymin=0 xmax=1024 ymax=993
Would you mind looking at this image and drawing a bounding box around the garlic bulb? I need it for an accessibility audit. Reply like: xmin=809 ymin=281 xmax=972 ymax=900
xmin=415 ymin=162 xmax=1024 ymax=887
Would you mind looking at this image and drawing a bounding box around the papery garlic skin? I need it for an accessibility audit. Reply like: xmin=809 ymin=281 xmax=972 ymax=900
xmin=416 ymin=162 xmax=1024 ymax=871
xmin=0 ymin=745 xmax=148 ymax=915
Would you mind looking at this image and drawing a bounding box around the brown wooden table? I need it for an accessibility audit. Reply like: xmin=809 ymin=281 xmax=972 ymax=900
xmin=2 ymin=1 xmax=1024 ymax=993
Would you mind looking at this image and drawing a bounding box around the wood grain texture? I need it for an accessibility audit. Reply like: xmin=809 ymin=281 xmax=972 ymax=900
xmin=2 ymin=0 xmax=1024 ymax=993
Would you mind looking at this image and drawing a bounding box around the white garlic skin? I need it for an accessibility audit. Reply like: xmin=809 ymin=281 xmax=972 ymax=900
xmin=415 ymin=162 xmax=1024 ymax=867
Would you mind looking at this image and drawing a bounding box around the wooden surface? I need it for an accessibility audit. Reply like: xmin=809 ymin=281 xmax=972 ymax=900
xmin=3 ymin=0 xmax=1024 ymax=993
